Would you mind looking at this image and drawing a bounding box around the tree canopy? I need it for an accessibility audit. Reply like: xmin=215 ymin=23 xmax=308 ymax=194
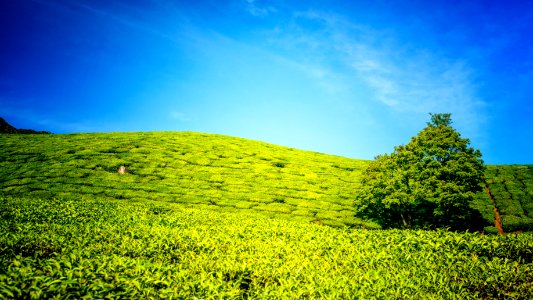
xmin=355 ymin=113 xmax=485 ymax=230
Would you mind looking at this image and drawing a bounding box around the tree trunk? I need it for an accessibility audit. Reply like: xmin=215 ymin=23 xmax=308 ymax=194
xmin=400 ymin=213 xmax=410 ymax=228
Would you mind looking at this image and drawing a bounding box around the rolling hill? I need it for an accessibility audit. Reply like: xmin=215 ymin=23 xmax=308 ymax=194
xmin=0 ymin=132 xmax=372 ymax=228
xmin=1 ymin=132 xmax=533 ymax=298
xmin=1 ymin=132 xmax=532 ymax=231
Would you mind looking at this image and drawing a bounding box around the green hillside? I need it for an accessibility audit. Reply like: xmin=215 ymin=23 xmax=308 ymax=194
xmin=1 ymin=132 xmax=533 ymax=298
xmin=0 ymin=132 xmax=372 ymax=228
xmin=485 ymin=165 xmax=533 ymax=232
xmin=1 ymin=132 xmax=532 ymax=231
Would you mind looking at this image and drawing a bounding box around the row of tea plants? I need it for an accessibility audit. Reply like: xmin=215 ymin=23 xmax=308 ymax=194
xmin=1 ymin=196 xmax=533 ymax=299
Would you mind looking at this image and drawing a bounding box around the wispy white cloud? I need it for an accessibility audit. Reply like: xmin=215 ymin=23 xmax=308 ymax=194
xmin=169 ymin=111 xmax=193 ymax=122
xmin=31 ymin=0 xmax=193 ymax=45
xmin=262 ymin=10 xmax=486 ymax=137
xmin=243 ymin=0 xmax=277 ymax=17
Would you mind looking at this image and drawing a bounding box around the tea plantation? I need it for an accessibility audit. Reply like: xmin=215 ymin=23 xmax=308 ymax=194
xmin=1 ymin=132 xmax=371 ymax=228
xmin=1 ymin=132 xmax=533 ymax=298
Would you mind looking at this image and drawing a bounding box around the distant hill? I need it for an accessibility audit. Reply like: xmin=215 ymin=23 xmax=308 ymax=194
xmin=0 ymin=117 xmax=18 ymax=133
xmin=0 ymin=117 xmax=51 ymax=134
xmin=0 ymin=132 xmax=531 ymax=232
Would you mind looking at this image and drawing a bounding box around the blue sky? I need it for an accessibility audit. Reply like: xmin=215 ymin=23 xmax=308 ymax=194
xmin=1 ymin=0 xmax=532 ymax=164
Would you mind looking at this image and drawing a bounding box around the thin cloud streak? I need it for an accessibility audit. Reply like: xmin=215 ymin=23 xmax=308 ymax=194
xmin=169 ymin=111 xmax=194 ymax=123
xmin=261 ymin=9 xmax=486 ymax=138
xmin=243 ymin=0 xmax=278 ymax=17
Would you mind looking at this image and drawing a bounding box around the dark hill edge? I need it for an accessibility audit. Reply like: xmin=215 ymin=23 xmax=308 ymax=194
xmin=0 ymin=117 xmax=17 ymax=133
xmin=0 ymin=117 xmax=51 ymax=134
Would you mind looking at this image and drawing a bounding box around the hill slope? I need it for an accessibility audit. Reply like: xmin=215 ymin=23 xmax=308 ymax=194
xmin=1 ymin=132 xmax=532 ymax=231
xmin=0 ymin=132 xmax=372 ymax=227
xmin=484 ymin=165 xmax=533 ymax=232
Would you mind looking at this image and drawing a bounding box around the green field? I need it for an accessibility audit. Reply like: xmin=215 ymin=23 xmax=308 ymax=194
xmin=1 ymin=132 xmax=533 ymax=298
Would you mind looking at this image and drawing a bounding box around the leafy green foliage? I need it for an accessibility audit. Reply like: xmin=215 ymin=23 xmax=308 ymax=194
xmin=1 ymin=196 xmax=533 ymax=299
xmin=355 ymin=114 xmax=486 ymax=230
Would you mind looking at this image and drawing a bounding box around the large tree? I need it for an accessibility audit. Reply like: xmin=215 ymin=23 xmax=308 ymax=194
xmin=355 ymin=113 xmax=485 ymax=230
